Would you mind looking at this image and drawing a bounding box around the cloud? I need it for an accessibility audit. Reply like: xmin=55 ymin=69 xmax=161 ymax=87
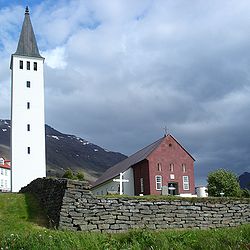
xmin=43 ymin=46 xmax=67 ymax=69
xmin=1 ymin=0 xmax=250 ymax=185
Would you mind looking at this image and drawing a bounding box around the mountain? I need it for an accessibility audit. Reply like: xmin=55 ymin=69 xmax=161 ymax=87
xmin=0 ymin=119 xmax=127 ymax=182
xmin=239 ymin=172 xmax=250 ymax=190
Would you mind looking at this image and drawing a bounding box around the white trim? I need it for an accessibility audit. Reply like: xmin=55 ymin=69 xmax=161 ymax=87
xmin=155 ymin=175 xmax=162 ymax=190
xmin=183 ymin=176 xmax=190 ymax=190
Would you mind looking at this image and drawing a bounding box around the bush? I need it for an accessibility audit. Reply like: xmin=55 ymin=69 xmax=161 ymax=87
xmin=241 ymin=188 xmax=250 ymax=198
xmin=76 ymin=171 xmax=84 ymax=181
xmin=207 ymin=169 xmax=242 ymax=197
xmin=62 ymin=169 xmax=84 ymax=181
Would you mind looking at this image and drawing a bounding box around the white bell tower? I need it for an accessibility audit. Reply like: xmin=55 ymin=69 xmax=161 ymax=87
xmin=10 ymin=6 xmax=46 ymax=192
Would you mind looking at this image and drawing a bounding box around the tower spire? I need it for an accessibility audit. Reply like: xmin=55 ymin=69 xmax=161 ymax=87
xmin=14 ymin=6 xmax=42 ymax=58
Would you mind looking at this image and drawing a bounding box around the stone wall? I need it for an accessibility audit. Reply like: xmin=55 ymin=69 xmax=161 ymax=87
xmin=20 ymin=178 xmax=90 ymax=227
xmin=21 ymin=178 xmax=250 ymax=232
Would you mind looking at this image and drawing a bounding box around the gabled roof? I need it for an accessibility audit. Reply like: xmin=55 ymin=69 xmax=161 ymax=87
xmin=93 ymin=137 xmax=164 ymax=187
xmin=169 ymin=134 xmax=195 ymax=161
xmin=13 ymin=6 xmax=42 ymax=58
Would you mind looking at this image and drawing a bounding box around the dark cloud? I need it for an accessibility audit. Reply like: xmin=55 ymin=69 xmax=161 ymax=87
xmin=1 ymin=0 xmax=250 ymax=185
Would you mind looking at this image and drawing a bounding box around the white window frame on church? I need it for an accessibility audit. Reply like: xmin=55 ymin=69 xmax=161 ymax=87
xmin=155 ymin=175 xmax=162 ymax=190
xmin=183 ymin=176 xmax=190 ymax=190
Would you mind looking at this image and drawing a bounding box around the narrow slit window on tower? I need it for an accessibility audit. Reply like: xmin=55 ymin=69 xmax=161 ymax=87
xmin=34 ymin=62 xmax=37 ymax=71
xmin=26 ymin=81 xmax=30 ymax=88
xmin=19 ymin=60 xmax=23 ymax=69
xmin=27 ymin=61 xmax=30 ymax=70
xmin=27 ymin=124 xmax=30 ymax=131
xmin=27 ymin=147 xmax=30 ymax=154
xmin=27 ymin=102 xmax=30 ymax=109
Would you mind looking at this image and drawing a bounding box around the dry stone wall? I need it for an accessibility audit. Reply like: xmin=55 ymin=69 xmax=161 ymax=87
xmin=21 ymin=178 xmax=250 ymax=232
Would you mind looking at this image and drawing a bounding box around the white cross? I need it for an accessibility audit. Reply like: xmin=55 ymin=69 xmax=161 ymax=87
xmin=113 ymin=172 xmax=129 ymax=195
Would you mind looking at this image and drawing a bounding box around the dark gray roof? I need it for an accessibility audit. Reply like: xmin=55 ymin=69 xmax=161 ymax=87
xmin=13 ymin=7 xmax=42 ymax=58
xmin=93 ymin=137 xmax=164 ymax=187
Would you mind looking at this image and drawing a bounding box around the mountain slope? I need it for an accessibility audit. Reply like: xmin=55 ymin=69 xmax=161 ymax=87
xmin=0 ymin=119 xmax=127 ymax=182
xmin=239 ymin=172 xmax=250 ymax=190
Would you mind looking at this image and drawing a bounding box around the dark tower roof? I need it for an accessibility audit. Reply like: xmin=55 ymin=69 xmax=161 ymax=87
xmin=13 ymin=6 xmax=42 ymax=58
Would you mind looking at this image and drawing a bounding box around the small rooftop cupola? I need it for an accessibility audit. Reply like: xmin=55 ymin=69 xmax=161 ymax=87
xmin=13 ymin=6 xmax=42 ymax=58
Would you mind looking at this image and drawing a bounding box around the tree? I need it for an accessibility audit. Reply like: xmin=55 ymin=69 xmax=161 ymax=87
xmin=207 ymin=169 xmax=242 ymax=197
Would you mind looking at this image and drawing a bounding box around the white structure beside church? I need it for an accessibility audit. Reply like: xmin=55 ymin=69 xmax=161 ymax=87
xmin=0 ymin=157 xmax=11 ymax=192
xmin=10 ymin=7 xmax=46 ymax=192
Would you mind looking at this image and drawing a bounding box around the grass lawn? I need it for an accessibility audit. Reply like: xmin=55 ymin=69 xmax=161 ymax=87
xmin=0 ymin=193 xmax=249 ymax=250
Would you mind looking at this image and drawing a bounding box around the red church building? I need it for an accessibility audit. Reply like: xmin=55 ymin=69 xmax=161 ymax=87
xmin=92 ymin=134 xmax=195 ymax=196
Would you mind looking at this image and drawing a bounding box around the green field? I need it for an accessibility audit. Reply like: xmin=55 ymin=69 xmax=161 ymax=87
xmin=0 ymin=193 xmax=249 ymax=250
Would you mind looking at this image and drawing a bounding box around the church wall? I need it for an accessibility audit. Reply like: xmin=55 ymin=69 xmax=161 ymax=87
xmin=147 ymin=135 xmax=195 ymax=195
xmin=20 ymin=178 xmax=250 ymax=232
xmin=133 ymin=160 xmax=150 ymax=195
xmin=92 ymin=168 xmax=134 ymax=196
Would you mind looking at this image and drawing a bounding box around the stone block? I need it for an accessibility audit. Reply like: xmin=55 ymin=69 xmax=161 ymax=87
xmin=79 ymin=224 xmax=97 ymax=231
xmin=60 ymin=216 xmax=72 ymax=223
xmin=140 ymin=210 xmax=152 ymax=215
xmin=130 ymin=216 xmax=142 ymax=221
xmin=117 ymin=215 xmax=129 ymax=221
xmin=100 ymin=215 xmax=116 ymax=220
xmin=98 ymin=224 xmax=110 ymax=230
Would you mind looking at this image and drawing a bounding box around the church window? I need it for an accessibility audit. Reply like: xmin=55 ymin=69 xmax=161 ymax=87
xmin=1 ymin=169 xmax=3 ymax=175
xmin=5 ymin=169 xmax=7 ymax=176
xmin=27 ymin=61 xmax=30 ymax=70
xmin=27 ymin=147 xmax=30 ymax=154
xmin=182 ymin=164 xmax=186 ymax=173
xmin=183 ymin=176 xmax=190 ymax=190
xmin=170 ymin=163 xmax=174 ymax=172
xmin=26 ymin=81 xmax=30 ymax=88
xmin=155 ymin=175 xmax=162 ymax=190
xmin=27 ymin=124 xmax=30 ymax=131
xmin=140 ymin=178 xmax=144 ymax=193
xmin=27 ymin=102 xmax=30 ymax=109
xmin=4 ymin=180 xmax=7 ymax=188
xmin=19 ymin=60 xmax=23 ymax=69
xmin=34 ymin=62 xmax=37 ymax=71
xmin=1 ymin=179 xmax=3 ymax=187
xmin=157 ymin=163 xmax=162 ymax=171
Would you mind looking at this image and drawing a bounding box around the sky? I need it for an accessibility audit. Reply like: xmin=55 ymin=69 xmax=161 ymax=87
xmin=0 ymin=0 xmax=250 ymax=185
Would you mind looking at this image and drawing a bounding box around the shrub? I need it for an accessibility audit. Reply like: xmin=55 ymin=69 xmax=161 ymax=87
xmin=207 ymin=169 xmax=242 ymax=197
xmin=62 ymin=169 xmax=84 ymax=181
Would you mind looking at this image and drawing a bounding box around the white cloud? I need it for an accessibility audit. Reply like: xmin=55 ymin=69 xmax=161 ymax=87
xmin=43 ymin=46 xmax=67 ymax=69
